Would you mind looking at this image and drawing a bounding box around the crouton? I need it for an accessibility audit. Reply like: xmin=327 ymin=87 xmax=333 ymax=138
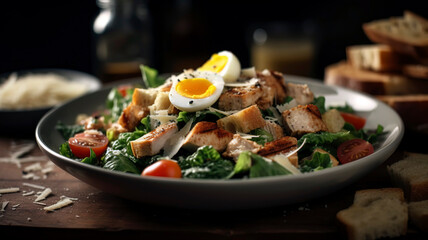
xmin=132 ymin=88 xmax=158 ymax=107
xmin=322 ymin=109 xmax=345 ymax=133
xmin=130 ymin=122 xmax=178 ymax=158
xmin=217 ymin=105 xmax=266 ymax=133
xmin=282 ymin=104 xmax=328 ymax=137
xmin=182 ymin=121 xmax=234 ymax=152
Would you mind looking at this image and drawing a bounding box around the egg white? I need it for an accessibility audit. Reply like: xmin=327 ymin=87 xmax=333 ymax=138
xmin=168 ymin=71 xmax=224 ymax=112
xmin=217 ymin=51 xmax=241 ymax=83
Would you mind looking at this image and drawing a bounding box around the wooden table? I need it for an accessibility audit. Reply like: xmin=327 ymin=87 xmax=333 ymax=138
xmin=0 ymin=131 xmax=427 ymax=240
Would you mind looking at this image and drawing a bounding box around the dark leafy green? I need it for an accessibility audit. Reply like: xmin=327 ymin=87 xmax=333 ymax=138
xmin=298 ymin=131 xmax=354 ymax=158
xmin=249 ymin=152 xmax=291 ymax=178
xmin=81 ymin=149 xmax=98 ymax=165
xmin=329 ymin=103 xmax=355 ymax=113
xmin=233 ymin=151 xmax=252 ymax=175
xmin=102 ymin=148 xmax=140 ymax=174
xmin=56 ymin=121 xmax=84 ymax=140
xmin=343 ymin=123 xmax=385 ymax=144
xmin=106 ymin=88 xmax=133 ymax=122
xmin=140 ymin=65 xmax=165 ymax=88
xmin=250 ymin=128 xmax=274 ymax=145
xmin=312 ymin=96 xmax=326 ymax=114
xmin=59 ymin=142 xmax=74 ymax=158
xmin=179 ymin=146 xmax=234 ymax=179
xmin=300 ymin=152 xmax=332 ymax=173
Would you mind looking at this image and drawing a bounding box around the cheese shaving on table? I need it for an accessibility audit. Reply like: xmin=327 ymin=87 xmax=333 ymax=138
xmin=23 ymin=162 xmax=42 ymax=172
xmin=0 ymin=187 xmax=20 ymax=194
xmin=34 ymin=188 xmax=52 ymax=202
xmin=22 ymin=182 xmax=46 ymax=190
xmin=22 ymin=191 xmax=35 ymax=196
xmin=1 ymin=201 xmax=9 ymax=212
xmin=43 ymin=198 xmax=74 ymax=212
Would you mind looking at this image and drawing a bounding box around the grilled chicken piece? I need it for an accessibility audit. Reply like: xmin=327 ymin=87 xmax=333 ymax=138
xmin=257 ymin=136 xmax=299 ymax=167
xmin=218 ymin=85 xmax=263 ymax=111
xmin=257 ymin=70 xmax=288 ymax=104
xmin=282 ymin=104 xmax=328 ymax=137
xmin=255 ymin=84 xmax=275 ymax=110
xmin=262 ymin=120 xmax=284 ymax=140
xmin=217 ymin=105 xmax=266 ymax=133
xmin=118 ymin=104 xmax=150 ymax=132
xmin=182 ymin=121 xmax=234 ymax=152
xmin=130 ymin=122 xmax=178 ymax=158
xmin=223 ymin=134 xmax=262 ymax=161
xmin=286 ymin=82 xmax=314 ymax=105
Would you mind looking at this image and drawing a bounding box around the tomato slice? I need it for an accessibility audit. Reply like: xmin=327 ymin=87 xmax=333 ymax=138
xmin=337 ymin=138 xmax=374 ymax=164
xmin=340 ymin=112 xmax=366 ymax=130
xmin=142 ymin=160 xmax=182 ymax=178
xmin=68 ymin=131 xmax=109 ymax=159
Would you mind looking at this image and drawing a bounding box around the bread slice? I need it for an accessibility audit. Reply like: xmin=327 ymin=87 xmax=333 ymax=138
xmin=346 ymin=44 xmax=402 ymax=72
xmin=336 ymin=188 xmax=408 ymax=240
xmin=408 ymin=200 xmax=428 ymax=232
xmin=363 ymin=11 xmax=428 ymax=60
xmin=376 ymin=94 xmax=428 ymax=132
xmin=402 ymin=64 xmax=428 ymax=79
xmin=324 ymin=61 xmax=428 ymax=95
xmin=387 ymin=152 xmax=428 ymax=202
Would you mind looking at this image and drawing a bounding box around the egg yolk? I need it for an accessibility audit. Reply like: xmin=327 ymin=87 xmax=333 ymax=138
xmin=198 ymin=54 xmax=228 ymax=73
xmin=176 ymin=78 xmax=216 ymax=99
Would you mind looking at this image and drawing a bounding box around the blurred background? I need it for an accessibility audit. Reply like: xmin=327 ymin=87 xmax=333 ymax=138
xmin=1 ymin=0 xmax=426 ymax=82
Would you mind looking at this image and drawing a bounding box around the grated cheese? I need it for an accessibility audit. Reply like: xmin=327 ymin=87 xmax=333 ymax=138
xmin=34 ymin=188 xmax=52 ymax=202
xmin=0 ymin=187 xmax=20 ymax=194
xmin=22 ymin=182 xmax=46 ymax=190
xmin=33 ymin=201 xmax=47 ymax=206
xmin=276 ymin=99 xmax=298 ymax=113
xmin=0 ymin=72 xmax=87 ymax=110
xmin=43 ymin=198 xmax=73 ymax=212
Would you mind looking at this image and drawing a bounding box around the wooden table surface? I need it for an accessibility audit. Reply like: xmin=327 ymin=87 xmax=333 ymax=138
xmin=1 ymin=131 xmax=427 ymax=240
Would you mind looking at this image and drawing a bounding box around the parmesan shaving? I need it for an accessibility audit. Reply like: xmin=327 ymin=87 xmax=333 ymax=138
xmin=43 ymin=198 xmax=73 ymax=212
xmin=35 ymin=188 xmax=52 ymax=202
xmin=0 ymin=187 xmax=20 ymax=194
xmin=23 ymin=191 xmax=35 ymax=196
xmin=224 ymin=78 xmax=259 ymax=87
xmin=276 ymin=99 xmax=298 ymax=113
xmin=41 ymin=166 xmax=54 ymax=174
xmin=33 ymin=201 xmax=47 ymax=206
xmin=270 ymin=154 xmax=302 ymax=175
xmin=23 ymin=162 xmax=42 ymax=172
xmin=22 ymin=182 xmax=46 ymax=190
xmin=240 ymin=67 xmax=257 ymax=79
xmin=208 ymin=107 xmax=238 ymax=116
xmin=236 ymin=132 xmax=259 ymax=139
xmin=163 ymin=119 xmax=193 ymax=158
xmin=0 ymin=72 xmax=87 ymax=109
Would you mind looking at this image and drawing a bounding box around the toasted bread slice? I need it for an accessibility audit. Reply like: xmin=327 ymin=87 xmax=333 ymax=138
xmin=346 ymin=44 xmax=402 ymax=72
xmin=337 ymin=188 xmax=408 ymax=240
xmin=363 ymin=11 xmax=428 ymax=59
xmin=387 ymin=152 xmax=428 ymax=201
xmin=409 ymin=200 xmax=428 ymax=232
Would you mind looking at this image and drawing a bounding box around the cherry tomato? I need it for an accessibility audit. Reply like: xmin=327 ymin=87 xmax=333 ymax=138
xmin=142 ymin=160 xmax=182 ymax=178
xmin=68 ymin=131 xmax=109 ymax=159
xmin=117 ymin=85 xmax=133 ymax=97
xmin=337 ymin=138 xmax=374 ymax=164
xmin=340 ymin=112 xmax=366 ymax=130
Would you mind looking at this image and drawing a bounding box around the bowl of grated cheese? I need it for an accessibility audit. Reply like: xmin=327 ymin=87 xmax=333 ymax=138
xmin=0 ymin=69 xmax=101 ymax=135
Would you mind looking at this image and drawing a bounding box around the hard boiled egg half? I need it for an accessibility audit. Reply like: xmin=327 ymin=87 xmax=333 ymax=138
xmin=169 ymin=71 xmax=224 ymax=112
xmin=197 ymin=51 xmax=241 ymax=83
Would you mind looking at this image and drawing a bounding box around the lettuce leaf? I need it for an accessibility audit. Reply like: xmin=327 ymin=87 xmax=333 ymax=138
xmin=140 ymin=65 xmax=165 ymax=88
xmin=300 ymin=152 xmax=332 ymax=173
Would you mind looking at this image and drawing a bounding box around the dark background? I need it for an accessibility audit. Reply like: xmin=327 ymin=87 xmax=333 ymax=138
xmin=1 ymin=0 xmax=426 ymax=81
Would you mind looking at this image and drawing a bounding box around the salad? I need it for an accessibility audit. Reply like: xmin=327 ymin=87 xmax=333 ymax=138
xmin=57 ymin=51 xmax=384 ymax=180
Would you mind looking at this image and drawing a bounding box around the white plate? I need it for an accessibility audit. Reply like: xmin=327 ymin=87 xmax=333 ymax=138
xmin=35 ymin=75 xmax=404 ymax=210
xmin=0 ymin=69 xmax=101 ymax=135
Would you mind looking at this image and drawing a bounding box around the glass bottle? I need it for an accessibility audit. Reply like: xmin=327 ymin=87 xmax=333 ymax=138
xmin=92 ymin=0 xmax=153 ymax=82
